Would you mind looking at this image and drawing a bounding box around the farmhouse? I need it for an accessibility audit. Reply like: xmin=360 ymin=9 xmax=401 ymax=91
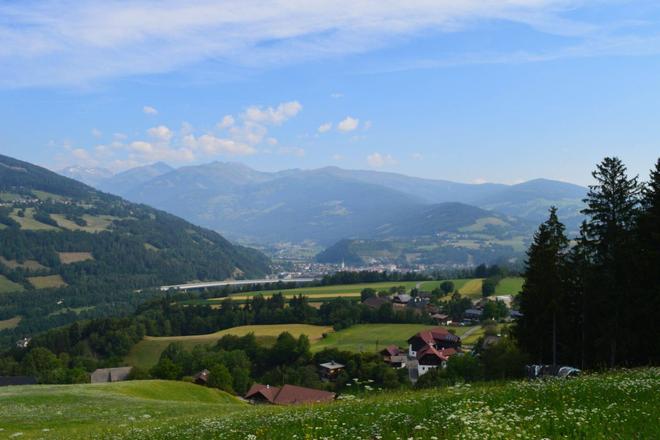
xmin=245 ymin=383 xmax=335 ymax=405
xmin=406 ymin=327 xmax=461 ymax=379
xmin=90 ymin=367 xmax=132 ymax=383
xmin=193 ymin=369 xmax=210 ymax=386
xmin=319 ymin=360 xmax=345 ymax=380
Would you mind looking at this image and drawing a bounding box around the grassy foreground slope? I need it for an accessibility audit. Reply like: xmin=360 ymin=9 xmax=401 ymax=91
xmin=0 ymin=369 xmax=657 ymax=439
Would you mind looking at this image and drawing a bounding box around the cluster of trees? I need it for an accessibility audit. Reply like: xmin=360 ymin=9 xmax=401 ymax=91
xmin=516 ymin=157 xmax=659 ymax=368
xmin=149 ymin=332 xmax=412 ymax=395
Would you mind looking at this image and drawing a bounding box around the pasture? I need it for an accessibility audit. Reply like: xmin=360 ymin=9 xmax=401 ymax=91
xmin=0 ymin=369 xmax=656 ymax=439
xmin=27 ymin=274 xmax=67 ymax=289
xmin=50 ymin=214 xmax=117 ymax=233
xmin=312 ymin=323 xmax=476 ymax=353
xmin=0 ymin=315 xmax=21 ymax=330
xmin=495 ymin=276 xmax=524 ymax=295
xmin=9 ymin=208 xmax=59 ymax=231
xmin=58 ymin=252 xmax=94 ymax=264
xmin=0 ymin=256 xmax=47 ymax=271
xmin=0 ymin=275 xmax=24 ymax=293
xmin=126 ymin=324 xmax=332 ymax=370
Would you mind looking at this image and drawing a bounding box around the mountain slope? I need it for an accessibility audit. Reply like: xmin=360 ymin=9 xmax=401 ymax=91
xmin=0 ymin=154 xmax=270 ymax=341
xmin=59 ymin=165 xmax=114 ymax=187
xmin=97 ymin=162 xmax=173 ymax=195
xmin=108 ymin=162 xmax=585 ymax=244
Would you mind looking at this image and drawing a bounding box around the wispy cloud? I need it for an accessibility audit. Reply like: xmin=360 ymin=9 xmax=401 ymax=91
xmin=0 ymin=0 xmax=626 ymax=88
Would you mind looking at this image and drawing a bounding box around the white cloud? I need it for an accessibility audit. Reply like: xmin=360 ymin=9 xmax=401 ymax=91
xmin=266 ymin=137 xmax=278 ymax=146
xmin=367 ymin=152 xmax=396 ymax=168
xmin=338 ymin=116 xmax=359 ymax=132
xmin=318 ymin=122 xmax=332 ymax=133
xmin=143 ymin=106 xmax=158 ymax=115
xmin=0 ymin=1 xmax=649 ymax=87
xmin=194 ymin=134 xmax=256 ymax=156
xmin=330 ymin=92 xmax=344 ymax=99
xmin=147 ymin=125 xmax=173 ymax=141
xmin=91 ymin=128 xmax=102 ymax=138
xmin=332 ymin=154 xmax=344 ymax=161
xmin=130 ymin=141 xmax=154 ymax=153
xmin=411 ymin=152 xmax=423 ymax=160
xmin=217 ymin=115 xmax=235 ymax=129
xmin=472 ymin=177 xmax=488 ymax=184
xmin=363 ymin=120 xmax=372 ymax=130
xmin=71 ymin=148 xmax=91 ymax=160
xmin=243 ymin=101 xmax=302 ymax=125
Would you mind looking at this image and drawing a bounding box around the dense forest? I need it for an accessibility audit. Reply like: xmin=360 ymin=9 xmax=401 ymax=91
xmin=516 ymin=157 xmax=659 ymax=368
xmin=0 ymin=154 xmax=270 ymax=346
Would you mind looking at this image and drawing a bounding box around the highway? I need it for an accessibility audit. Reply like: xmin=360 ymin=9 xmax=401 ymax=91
xmin=159 ymin=278 xmax=316 ymax=291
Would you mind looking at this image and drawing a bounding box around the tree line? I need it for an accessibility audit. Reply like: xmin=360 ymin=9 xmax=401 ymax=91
xmin=516 ymin=157 xmax=659 ymax=368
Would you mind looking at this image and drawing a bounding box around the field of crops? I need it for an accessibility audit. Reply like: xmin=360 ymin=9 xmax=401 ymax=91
xmin=125 ymin=324 xmax=332 ymax=370
xmin=0 ymin=369 xmax=656 ymax=439
xmin=0 ymin=275 xmax=24 ymax=293
xmin=27 ymin=274 xmax=67 ymax=289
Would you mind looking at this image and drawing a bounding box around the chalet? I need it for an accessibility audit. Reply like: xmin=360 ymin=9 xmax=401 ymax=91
xmin=380 ymin=345 xmax=401 ymax=360
xmin=430 ymin=313 xmax=451 ymax=325
xmin=319 ymin=360 xmax=345 ymax=380
xmin=464 ymin=308 xmax=483 ymax=321
xmin=407 ymin=327 xmax=461 ymax=357
xmin=392 ymin=294 xmax=411 ymax=305
xmin=90 ymin=367 xmax=132 ymax=383
xmin=417 ymin=346 xmax=457 ymax=375
xmin=16 ymin=337 xmax=31 ymax=349
xmin=245 ymin=383 xmax=335 ymax=405
xmin=0 ymin=376 xmax=37 ymax=387
xmin=362 ymin=296 xmax=389 ymax=309
xmin=387 ymin=355 xmax=408 ymax=369
xmin=193 ymin=369 xmax=210 ymax=386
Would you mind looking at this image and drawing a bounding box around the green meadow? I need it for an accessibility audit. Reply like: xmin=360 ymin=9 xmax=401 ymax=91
xmin=0 ymin=369 xmax=656 ymax=439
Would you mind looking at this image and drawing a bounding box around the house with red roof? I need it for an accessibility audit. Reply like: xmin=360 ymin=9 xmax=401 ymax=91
xmin=406 ymin=327 xmax=461 ymax=378
xmin=245 ymin=383 xmax=335 ymax=405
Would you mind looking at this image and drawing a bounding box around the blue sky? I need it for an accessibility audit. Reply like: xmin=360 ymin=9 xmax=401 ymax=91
xmin=1 ymin=0 xmax=659 ymax=186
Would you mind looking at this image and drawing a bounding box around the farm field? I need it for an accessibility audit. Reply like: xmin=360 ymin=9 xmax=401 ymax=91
xmin=0 ymin=315 xmax=21 ymax=330
xmin=214 ymin=281 xmax=421 ymax=300
xmin=0 ymin=369 xmax=656 ymax=439
xmin=0 ymin=275 xmax=24 ymax=293
xmin=27 ymin=274 xmax=67 ymax=289
xmin=57 ymin=252 xmax=94 ymax=264
xmin=9 ymin=208 xmax=59 ymax=231
xmin=50 ymin=214 xmax=117 ymax=233
xmin=0 ymin=257 xmax=47 ymax=271
xmin=495 ymin=277 xmax=524 ymax=295
xmin=126 ymin=324 xmax=332 ymax=370
xmin=312 ymin=323 xmax=475 ymax=353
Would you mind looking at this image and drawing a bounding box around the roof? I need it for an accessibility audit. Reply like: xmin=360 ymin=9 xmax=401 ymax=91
xmin=362 ymin=296 xmax=389 ymax=309
xmin=407 ymin=327 xmax=461 ymax=345
xmin=193 ymin=369 xmax=210 ymax=382
xmin=381 ymin=345 xmax=400 ymax=356
xmin=431 ymin=313 xmax=449 ymax=320
xmin=465 ymin=308 xmax=483 ymax=316
xmin=319 ymin=360 xmax=345 ymax=370
xmin=245 ymin=383 xmax=335 ymax=405
xmin=417 ymin=346 xmax=457 ymax=364
xmin=0 ymin=376 xmax=37 ymax=387
xmin=388 ymin=355 xmax=408 ymax=364
xmin=90 ymin=367 xmax=132 ymax=383
xmin=393 ymin=294 xmax=411 ymax=303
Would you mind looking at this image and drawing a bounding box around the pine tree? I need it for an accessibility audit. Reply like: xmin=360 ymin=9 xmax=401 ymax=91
xmin=581 ymin=157 xmax=641 ymax=367
xmin=516 ymin=207 xmax=569 ymax=365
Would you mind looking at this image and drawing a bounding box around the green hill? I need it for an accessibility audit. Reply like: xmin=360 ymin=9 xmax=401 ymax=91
xmin=0 ymin=369 xmax=656 ymax=439
xmin=0 ymin=154 xmax=270 ymax=345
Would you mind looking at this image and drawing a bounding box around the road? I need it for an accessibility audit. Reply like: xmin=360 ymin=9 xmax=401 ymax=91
xmin=159 ymin=278 xmax=316 ymax=291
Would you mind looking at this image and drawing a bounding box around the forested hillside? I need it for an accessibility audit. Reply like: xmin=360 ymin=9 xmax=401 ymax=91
xmin=0 ymin=154 xmax=270 ymax=346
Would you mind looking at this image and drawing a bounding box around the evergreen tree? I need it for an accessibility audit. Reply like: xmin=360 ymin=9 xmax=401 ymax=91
xmin=516 ymin=207 xmax=569 ymax=365
xmin=581 ymin=157 xmax=641 ymax=367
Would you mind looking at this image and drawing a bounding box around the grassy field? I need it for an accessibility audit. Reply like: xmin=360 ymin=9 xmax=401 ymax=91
xmin=214 ymin=281 xmax=422 ymax=300
xmin=0 ymin=369 xmax=656 ymax=439
xmin=126 ymin=324 xmax=332 ymax=370
xmin=495 ymin=276 xmax=524 ymax=295
xmin=0 ymin=380 xmax=244 ymax=439
xmin=58 ymin=252 xmax=94 ymax=264
xmin=9 ymin=207 xmax=60 ymax=231
xmin=0 ymin=315 xmax=21 ymax=330
xmin=50 ymin=214 xmax=117 ymax=233
xmin=27 ymin=274 xmax=67 ymax=289
xmin=0 ymin=256 xmax=47 ymax=271
xmin=313 ymin=323 xmax=478 ymax=353
xmin=0 ymin=275 xmax=24 ymax=293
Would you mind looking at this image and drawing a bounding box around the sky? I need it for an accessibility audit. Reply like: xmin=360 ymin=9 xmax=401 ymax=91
xmin=1 ymin=0 xmax=659 ymax=186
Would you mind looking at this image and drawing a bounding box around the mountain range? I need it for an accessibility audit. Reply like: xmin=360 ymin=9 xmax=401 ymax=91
xmin=61 ymin=162 xmax=587 ymax=250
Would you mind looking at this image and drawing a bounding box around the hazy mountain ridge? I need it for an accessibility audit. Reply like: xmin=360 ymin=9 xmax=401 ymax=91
xmin=60 ymin=161 xmax=586 ymax=246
